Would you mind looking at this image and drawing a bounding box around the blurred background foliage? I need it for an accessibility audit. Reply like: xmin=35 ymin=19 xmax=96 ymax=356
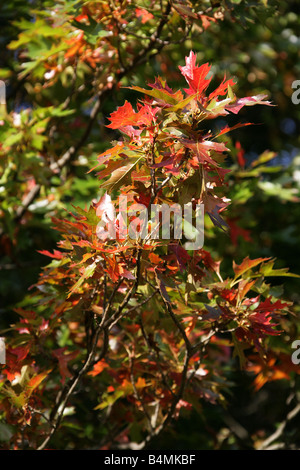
xmin=0 ymin=0 xmax=300 ymax=449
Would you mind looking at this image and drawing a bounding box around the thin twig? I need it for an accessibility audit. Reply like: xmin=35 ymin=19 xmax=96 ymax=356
xmin=258 ymin=402 xmax=300 ymax=450
xmin=158 ymin=286 xmax=193 ymax=354
xmin=103 ymin=249 xmax=142 ymax=330
xmin=37 ymin=326 xmax=109 ymax=450
xmin=126 ymin=346 xmax=154 ymax=435
xmin=139 ymin=313 xmax=176 ymax=398
xmin=116 ymin=349 xmax=191 ymax=450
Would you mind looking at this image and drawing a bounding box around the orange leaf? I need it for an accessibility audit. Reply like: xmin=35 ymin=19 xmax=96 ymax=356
xmin=233 ymin=256 xmax=270 ymax=278
xmin=88 ymin=359 xmax=108 ymax=377
xmin=135 ymin=8 xmax=154 ymax=24
xmin=149 ymin=252 xmax=163 ymax=265
xmin=26 ymin=371 xmax=50 ymax=395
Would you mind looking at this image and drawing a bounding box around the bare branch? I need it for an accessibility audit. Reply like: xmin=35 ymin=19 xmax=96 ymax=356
xmin=37 ymin=326 xmax=109 ymax=450
xmin=126 ymin=346 xmax=154 ymax=435
xmin=139 ymin=311 xmax=176 ymax=398
xmin=103 ymin=249 xmax=142 ymax=330
xmin=158 ymin=286 xmax=193 ymax=355
xmin=258 ymin=402 xmax=300 ymax=450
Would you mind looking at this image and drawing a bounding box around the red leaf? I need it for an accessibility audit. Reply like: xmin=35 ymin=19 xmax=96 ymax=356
xmin=104 ymin=254 xmax=121 ymax=282
xmin=170 ymin=244 xmax=191 ymax=272
xmin=226 ymin=94 xmax=273 ymax=114
xmin=255 ymin=297 xmax=290 ymax=313
xmin=248 ymin=310 xmax=281 ymax=336
xmin=3 ymin=345 xmax=30 ymax=382
xmin=37 ymin=249 xmax=64 ymax=259
xmin=220 ymin=288 xmax=237 ymax=305
xmin=197 ymin=249 xmax=219 ymax=271
xmin=179 ymin=51 xmax=212 ymax=96
xmin=52 ymin=348 xmax=79 ymax=384
xmin=182 ymin=138 xmax=228 ymax=167
xmin=217 ymin=123 xmax=253 ymax=138
xmin=209 ymin=75 xmax=236 ymax=101
xmin=235 ymin=141 xmax=246 ymax=168
xmin=228 ymin=218 xmax=251 ymax=246
xmin=107 ymin=101 xmax=156 ymax=129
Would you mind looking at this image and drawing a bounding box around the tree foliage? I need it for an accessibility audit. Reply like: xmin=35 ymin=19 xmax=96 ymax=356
xmin=0 ymin=0 xmax=300 ymax=450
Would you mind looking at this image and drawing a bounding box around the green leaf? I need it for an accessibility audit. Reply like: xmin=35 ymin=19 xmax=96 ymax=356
xmin=258 ymin=181 xmax=299 ymax=202
xmin=250 ymin=150 xmax=277 ymax=167
xmin=259 ymin=259 xmax=300 ymax=279
xmin=167 ymin=93 xmax=196 ymax=112
xmin=94 ymin=390 xmax=124 ymax=410
xmin=101 ymin=156 xmax=144 ymax=193
xmin=129 ymin=86 xmax=179 ymax=105
xmin=67 ymin=260 xmax=98 ymax=298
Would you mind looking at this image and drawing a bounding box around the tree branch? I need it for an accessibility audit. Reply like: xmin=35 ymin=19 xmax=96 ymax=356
xmin=258 ymin=401 xmax=300 ymax=450
xmin=37 ymin=250 xmax=142 ymax=450
xmin=158 ymin=286 xmax=193 ymax=355
xmin=37 ymin=326 xmax=109 ymax=450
